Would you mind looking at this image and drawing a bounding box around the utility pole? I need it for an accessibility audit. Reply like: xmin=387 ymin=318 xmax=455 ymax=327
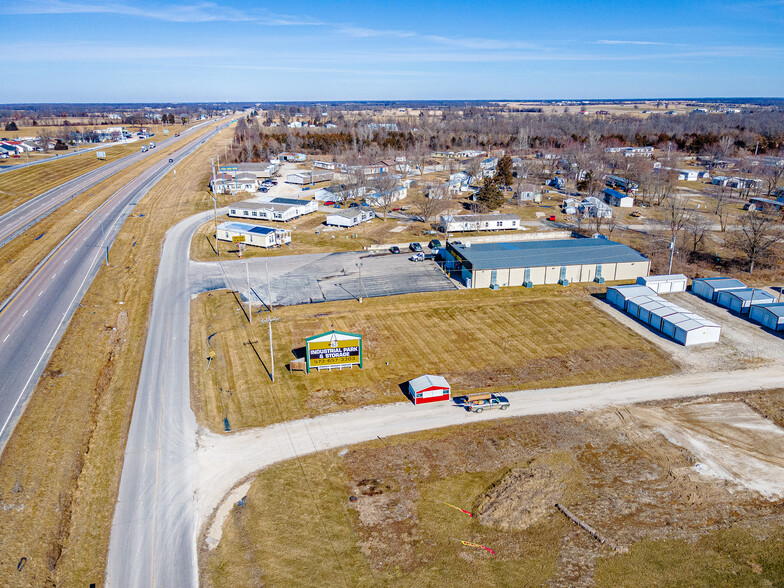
xmin=212 ymin=196 xmax=219 ymax=257
xmin=266 ymin=262 xmax=274 ymax=382
xmin=667 ymin=238 xmax=675 ymax=274
xmin=246 ymin=262 xmax=251 ymax=323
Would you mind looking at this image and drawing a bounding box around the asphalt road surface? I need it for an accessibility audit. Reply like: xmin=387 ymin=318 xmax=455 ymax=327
xmin=189 ymin=249 xmax=457 ymax=306
xmin=0 ymin=119 xmax=214 ymax=248
xmin=0 ymin=118 xmax=231 ymax=452
xmin=0 ymin=139 xmax=136 ymax=174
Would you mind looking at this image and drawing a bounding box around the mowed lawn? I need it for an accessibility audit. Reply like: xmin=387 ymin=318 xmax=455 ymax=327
xmin=190 ymin=286 xmax=677 ymax=432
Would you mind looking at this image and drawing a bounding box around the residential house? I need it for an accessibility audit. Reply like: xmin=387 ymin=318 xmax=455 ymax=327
xmin=325 ymin=206 xmax=376 ymax=227
xmin=439 ymin=213 xmax=521 ymax=232
xmin=578 ymin=197 xmax=613 ymax=219
xmin=516 ymin=183 xmax=541 ymax=203
xmin=603 ymin=187 xmax=634 ymax=207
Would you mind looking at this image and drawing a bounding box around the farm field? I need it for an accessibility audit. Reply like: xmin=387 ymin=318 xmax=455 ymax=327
xmin=0 ymin=121 xmax=237 ymax=586
xmin=201 ymin=389 xmax=784 ymax=587
xmin=189 ymin=286 xmax=677 ymax=433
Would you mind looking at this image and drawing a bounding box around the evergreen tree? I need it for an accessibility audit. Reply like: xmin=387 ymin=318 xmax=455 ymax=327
xmin=496 ymin=154 xmax=514 ymax=186
xmin=476 ymin=176 xmax=505 ymax=210
xmin=5 ymin=121 xmax=18 ymax=131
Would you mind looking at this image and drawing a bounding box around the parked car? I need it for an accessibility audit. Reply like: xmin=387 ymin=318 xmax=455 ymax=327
xmin=409 ymin=252 xmax=425 ymax=262
xmin=168 ymin=158 xmax=174 ymax=163
xmin=324 ymin=201 xmax=335 ymax=206
xmin=630 ymin=211 xmax=641 ymax=218
xmin=409 ymin=242 xmax=423 ymax=252
xmin=389 ymin=246 xmax=401 ymax=254
xmin=428 ymin=239 xmax=442 ymax=249
xmin=547 ymin=215 xmax=556 ymax=221
xmin=174 ymin=133 xmax=180 ymax=137
xmin=259 ymin=187 xmax=269 ymax=193
xmin=458 ymin=393 xmax=510 ymax=413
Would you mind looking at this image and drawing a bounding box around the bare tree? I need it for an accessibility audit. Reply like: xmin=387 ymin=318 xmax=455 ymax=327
xmin=659 ymin=194 xmax=693 ymax=246
xmin=711 ymin=182 xmax=732 ymax=232
xmin=415 ymin=183 xmax=452 ymax=223
xmin=761 ymin=162 xmax=784 ymax=196
xmin=685 ymin=211 xmax=712 ymax=253
xmin=734 ymin=210 xmax=783 ymax=273
xmin=369 ymin=173 xmax=401 ymax=220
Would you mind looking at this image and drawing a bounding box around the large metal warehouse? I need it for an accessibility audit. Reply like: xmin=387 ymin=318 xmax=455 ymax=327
xmin=636 ymin=274 xmax=688 ymax=294
xmin=716 ymin=288 xmax=776 ymax=315
xmin=749 ymin=303 xmax=784 ymax=331
xmin=692 ymin=277 xmax=746 ymax=301
xmin=446 ymin=238 xmax=650 ymax=289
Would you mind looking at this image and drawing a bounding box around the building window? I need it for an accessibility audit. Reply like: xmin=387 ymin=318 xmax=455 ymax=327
xmin=230 ymin=209 xmax=236 ymax=215
xmin=252 ymin=211 xmax=257 ymax=217
xmin=497 ymin=221 xmax=503 ymax=227
xmin=243 ymin=210 xmax=249 ymax=216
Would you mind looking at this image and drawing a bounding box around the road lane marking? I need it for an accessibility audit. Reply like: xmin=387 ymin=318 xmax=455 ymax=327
xmin=63 ymin=259 xmax=69 ymax=264
xmin=51 ymin=274 xmax=56 ymax=279
xmin=39 ymin=291 xmax=43 ymax=296
xmin=3 ymin=334 xmax=8 ymax=342
xmin=22 ymin=310 xmax=28 ymax=317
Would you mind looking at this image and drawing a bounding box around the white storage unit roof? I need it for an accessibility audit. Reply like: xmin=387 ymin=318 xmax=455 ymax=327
xmin=626 ymin=296 xmax=658 ymax=319
xmin=749 ymin=303 xmax=784 ymax=331
xmin=692 ymin=277 xmax=746 ymax=301
xmin=671 ymin=315 xmax=721 ymax=346
xmin=648 ymin=303 xmax=690 ymax=330
xmin=636 ymin=274 xmax=688 ymax=294
xmin=606 ymin=285 xmax=657 ymax=309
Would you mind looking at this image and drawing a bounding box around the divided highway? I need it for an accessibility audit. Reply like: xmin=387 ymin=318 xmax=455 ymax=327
xmin=0 ymin=119 xmax=213 ymax=248
xmin=0 ymin=118 xmax=231 ymax=451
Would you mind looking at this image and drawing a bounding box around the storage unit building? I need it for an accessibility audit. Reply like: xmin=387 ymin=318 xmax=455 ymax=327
xmin=626 ymin=295 xmax=659 ymax=319
xmin=691 ymin=277 xmax=746 ymax=301
xmin=216 ymin=222 xmax=291 ymax=248
xmin=447 ymin=238 xmax=650 ymax=290
xmin=749 ymin=303 xmax=784 ymax=331
xmin=664 ymin=314 xmax=722 ymax=345
xmin=408 ymin=374 xmax=451 ymax=405
xmin=606 ymin=285 xmax=657 ymax=309
xmin=648 ymin=303 xmax=690 ymax=331
xmin=636 ymin=274 xmax=688 ymax=294
xmin=715 ymin=288 xmax=776 ymax=315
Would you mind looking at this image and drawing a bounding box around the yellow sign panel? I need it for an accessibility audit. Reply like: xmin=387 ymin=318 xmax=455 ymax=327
xmin=308 ymin=339 xmax=361 ymax=368
xmin=232 ymin=235 xmax=246 ymax=243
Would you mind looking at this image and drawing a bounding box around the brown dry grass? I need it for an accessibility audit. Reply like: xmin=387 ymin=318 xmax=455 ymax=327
xmin=202 ymin=391 xmax=784 ymax=587
xmin=0 ymin=127 xmax=219 ymax=307
xmin=190 ymin=285 xmax=677 ymax=433
xmin=0 ymin=119 xmax=238 ymax=586
xmin=0 ymin=127 xmax=192 ymax=210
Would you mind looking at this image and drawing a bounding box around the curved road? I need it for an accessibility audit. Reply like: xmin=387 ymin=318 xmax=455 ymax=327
xmin=0 ymin=118 xmax=232 ymax=452
xmin=0 ymin=119 xmax=214 ymax=248
xmin=110 ymin=202 xmax=784 ymax=586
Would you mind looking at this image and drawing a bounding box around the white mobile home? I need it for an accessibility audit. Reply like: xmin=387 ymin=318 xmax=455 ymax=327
xmin=691 ymin=277 xmax=746 ymax=301
xmin=606 ymin=285 xmax=657 ymax=310
xmin=228 ymin=198 xmax=317 ymax=222
xmin=715 ymin=288 xmax=775 ymax=314
xmin=286 ymin=170 xmax=334 ymax=185
xmin=216 ymin=221 xmax=291 ymax=248
xmin=677 ymin=169 xmax=699 ymax=181
xmin=325 ymin=207 xmax=375 ymax=227
xmin=439 ymin=214 xmax=520 ymax=233
xmin=636 ymin=274 xmax=688 ymax=294
xmin=749 ymin=303 xmax=784 ymax=331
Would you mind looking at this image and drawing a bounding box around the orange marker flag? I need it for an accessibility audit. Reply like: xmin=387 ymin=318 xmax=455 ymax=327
xmin=442 ymin=501 xmax=473 ymax=517
xmin=460 ymin=541 xmax=495 ymax=555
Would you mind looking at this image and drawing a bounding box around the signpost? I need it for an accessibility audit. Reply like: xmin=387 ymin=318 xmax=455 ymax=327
xmin=305 ymin=330 xmax=363 ymax=373
xmin=232 ymin=234 xmax=245 ymax=257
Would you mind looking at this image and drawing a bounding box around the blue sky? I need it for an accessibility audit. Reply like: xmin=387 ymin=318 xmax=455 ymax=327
xmin=1 ymin=0 xmax=783 ymax=102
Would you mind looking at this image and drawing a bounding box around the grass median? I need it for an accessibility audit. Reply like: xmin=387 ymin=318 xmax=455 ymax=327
xmin=0 ymin=120 xmax=236 ymax=586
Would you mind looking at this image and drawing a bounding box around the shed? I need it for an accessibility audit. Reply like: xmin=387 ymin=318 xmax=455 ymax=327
xmin=606 ymin=285 xmax=657 ymax=310
xmin=716 ymin=288 xmax=776 ymax=315
xmin=408 ymin=375 xmax=451 ymax=405
xmin=636 ymin=274 xmax=688 ymax=294
xmin=603 ymin=187 xmax=634 ymax=207
xmin=648 ymin=303 xmax=690 ymax=331
xmin=665 ymin=314 xmax=721 ymax=345
xmin=749 ymin=303 xmax=784 ymax=331
xmin=626 ymin=295 xmax=658 ymax=319
xmin=636 ymin=299 xmax=670 ymax=325
xmin=691 ymin=277 xmax=746 ymax=301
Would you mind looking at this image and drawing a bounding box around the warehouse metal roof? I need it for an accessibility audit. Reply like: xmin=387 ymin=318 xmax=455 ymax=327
xmin=450 ymin=238 xmax=648 ymax=270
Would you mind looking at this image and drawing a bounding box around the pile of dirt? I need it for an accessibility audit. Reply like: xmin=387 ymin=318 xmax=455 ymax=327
xmin=476 ymin=458 xmax=576 ymax=530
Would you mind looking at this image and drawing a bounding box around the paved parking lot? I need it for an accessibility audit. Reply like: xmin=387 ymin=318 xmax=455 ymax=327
xmin=190 ymin=250 xmax=457 ymax=307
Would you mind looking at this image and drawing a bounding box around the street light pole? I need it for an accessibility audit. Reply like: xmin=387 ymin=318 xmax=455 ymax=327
xmin=667 ymin=238 xmax=675 ymax=274
xmin=212 ymin=196 xmax=219 ymax=257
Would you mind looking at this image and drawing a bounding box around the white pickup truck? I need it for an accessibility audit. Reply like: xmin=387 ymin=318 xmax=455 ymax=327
xmin=457 ymin=393 xmax=510 ymax=413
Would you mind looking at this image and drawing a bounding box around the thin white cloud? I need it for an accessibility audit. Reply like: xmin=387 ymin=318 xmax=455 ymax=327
xmin=0 ymin=0 xmax=325 ymax=25
xmin=6 ymin=41 xmax=227 ymax=61
xmin=595 ymin=40 xmax=672 ymax=46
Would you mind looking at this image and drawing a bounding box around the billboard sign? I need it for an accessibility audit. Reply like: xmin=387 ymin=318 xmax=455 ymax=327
xmin=305 ymin=330 xmax=362 ymax=373
xmin=231 ymin=235 xmax=246 ymax=243
xmin=220 ymin=165 xmax=238 ymax=172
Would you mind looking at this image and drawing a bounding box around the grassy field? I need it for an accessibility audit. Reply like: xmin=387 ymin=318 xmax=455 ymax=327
xmin=190 ymin=285 xmax=677 ymax=433
xmin=0 ymin=123 xmax=194 ymax=209
xmin=202 ymin=390 xmax=784 ymax=586
xmin=0 ymin=124 xmax=221 ymax=306
xmin=0 ymin=119 xmax=237 ymax=586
